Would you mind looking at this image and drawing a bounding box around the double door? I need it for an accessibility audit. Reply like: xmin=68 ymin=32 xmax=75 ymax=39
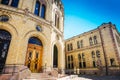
xmin=25 ymin=44 xmax=43 ymax=73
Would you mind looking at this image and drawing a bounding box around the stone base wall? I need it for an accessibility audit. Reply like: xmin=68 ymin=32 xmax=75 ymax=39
xmin=2 ymin=65 xmax=31 ymax=80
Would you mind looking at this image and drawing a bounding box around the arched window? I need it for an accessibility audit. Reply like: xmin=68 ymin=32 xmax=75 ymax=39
xmin=70 ymin=43 xmax=73 ymax=50
xmin=78 ymin=54 xmax=81 ymax=60
xmin=0 ymin=30 xmax=11 ymax=73
xmin=41 ymin=4 xmax=46 ymax=18
xmin=82 ymin=53 xmax=84 ymax=59
xmin=28 ymin=37 xmax=42 ymax=46
xmin=89 ymin=37 xmax=93 ymax=46
xmin=80 ymin=40 xmax=83 ymax=48
xmin=94 ymin=36 xmax=97 ymax=44
xmin=55 ymin=13 xmax=59 ymax=29
xmin=91 ymin=51 xmax=95 ymax=58
xmin=96 ymin=50 xmax=100 ymax=58
xmin=67 ymin=44 xmax=70 ymax=51
xmin=1 ymin=0 xmax=10 ymax=5
xmin=34 ymin=0 xmax=41 ymax=16
xmin=1 ymin=0 xmax=19 ymax=8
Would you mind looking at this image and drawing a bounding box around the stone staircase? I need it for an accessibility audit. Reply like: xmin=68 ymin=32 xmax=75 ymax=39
xmin=0 ymin=74 xmax=12 ymax=80
xmin=24 ymin=73 xmax=57 ymax=80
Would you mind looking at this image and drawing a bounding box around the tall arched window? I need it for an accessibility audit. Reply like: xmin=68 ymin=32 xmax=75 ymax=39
xmin=1 ymin=0 xmax=19 ymax=8
xmin=78 ymin=54 xmax=81 ymax=60
xmin=96 ymin=50 xmax=100 ymax=58
xmin=0 ymin=30 xmax=11 ymax=73
xmin=53 ymin=45 xmax=58 ymax=68
xmin=34 ymin=0 xmax=41 ymax=16
xmin=55 ymin=13 xmax=59 ymax=29
xmin=94 ymin=36 xmax=97 ymax=44
xmin=91 ymin=51 xmax=95 ymax=58
xmin=70 ymin=43 xmax=73 ymax=50
xmin=67 ymin=44 xmax=70 ymax=51
xmin=34 ymin=1 xmax=46 ymax=19
xmin=91 ymin=51 xmax=96 ymax=67
xmin=41 ymin=4 xmax=46 ymax=18
xmin=89 ymin=37 xmax=93 ymax=46
xmin=11 ymin=0 xmax=19 ymax=7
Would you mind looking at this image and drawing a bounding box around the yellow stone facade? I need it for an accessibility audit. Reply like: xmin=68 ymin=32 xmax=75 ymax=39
xmin=65 ymin=22 xmax=120 ymax=75
xmin=0 ymin=0 xmax=65 ymax=79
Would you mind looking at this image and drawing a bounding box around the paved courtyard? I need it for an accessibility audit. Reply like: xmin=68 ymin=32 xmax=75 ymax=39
xmin=23 ymin=73 xmax=120 ymax=80
xmin=75 ymin=75 xmax=120 ymax=80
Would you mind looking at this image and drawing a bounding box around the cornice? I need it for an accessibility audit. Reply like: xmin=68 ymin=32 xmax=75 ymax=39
xmin=0 ymin=5 xmax=51 ymax=27
xmin=66 ymin=43 xmax=102 ymax=53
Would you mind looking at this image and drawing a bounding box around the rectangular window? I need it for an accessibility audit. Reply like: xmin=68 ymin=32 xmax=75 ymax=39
xmin=71 ymin=62 xmax=74 ymax=69
xmin=68 ymin=56 xmax=70 ymax=61
xmin=77 ymin=41 xmax=80 ymax=49
xmin=55 ymin=14 xmax=57 ymax=26
xmin=79 ymin=62 xmax=82 ymax=68
xmin=93 ymin=61 xmax=96 ymax=67
xmin=29 ymin=52 xmax=32 ymax=58
xmin=83 ymin=62 xmax=86 ymax=68
xmin=36 ymin=52 xmax=39 ymax=58
xmin=1 ymin=0 xmax=9 ymax=5
xmin=110 ymin=58 xmax=115 ymax=66
xmin=68 ymin=63 xmax=70 ymax=69
xmin=35 ymin=63 xmax=37 ymax=69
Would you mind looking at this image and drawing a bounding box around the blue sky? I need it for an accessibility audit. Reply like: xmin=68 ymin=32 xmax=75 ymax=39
xmin=62 ymin=0 xmax=120 ymax=39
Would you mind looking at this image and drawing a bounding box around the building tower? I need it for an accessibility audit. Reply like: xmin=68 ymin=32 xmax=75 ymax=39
xmin=0 ymin=0 xmax=64 ymax=78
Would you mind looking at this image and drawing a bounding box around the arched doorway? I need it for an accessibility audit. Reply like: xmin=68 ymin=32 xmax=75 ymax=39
xmin=53 ymin=45 xmax=58 ymax=68
xmin=25 ymin=37 xmax=43 ymax=73
xmin=0 ymin=30 xmax=11 ymax=73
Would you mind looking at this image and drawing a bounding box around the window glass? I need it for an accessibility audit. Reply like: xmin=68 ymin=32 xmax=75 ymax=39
xmin=11 ymin=0 xmax=19 ymax=7
xmin=41 ymin=5 xmax=46 ymax=18
xmin=34 ymin=1 xmax=40 ymax=16
xmin=1 ymin=0 xmax=10 ymax=5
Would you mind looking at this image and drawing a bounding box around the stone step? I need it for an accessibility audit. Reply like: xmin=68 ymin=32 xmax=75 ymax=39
xmin=0 ymin=74 xmax=12 ymax=80
xmin=24 ymin=73 xmax=57 ymax=80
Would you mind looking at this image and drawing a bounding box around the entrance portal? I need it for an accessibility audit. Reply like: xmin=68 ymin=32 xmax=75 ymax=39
xmin=25 ymin=37 xmax=43 ymax=73
xmin=53 ymin=45 xmax=58 ymax=68
xmin=0 ymin=30 xmax=11 ymax=73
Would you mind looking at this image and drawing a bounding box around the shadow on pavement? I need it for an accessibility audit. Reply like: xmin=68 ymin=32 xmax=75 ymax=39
xmin=78 ymin=75 xmax=120 ymax=80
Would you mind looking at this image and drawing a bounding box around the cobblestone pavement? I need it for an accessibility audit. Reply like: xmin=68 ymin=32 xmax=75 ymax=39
xmin=74 ymin=75 xmax=120 ymax=80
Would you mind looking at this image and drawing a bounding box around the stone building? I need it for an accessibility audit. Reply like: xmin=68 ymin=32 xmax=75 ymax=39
xmin=65 ymin=22 xmax=120 ymax=75
xmin=0 ymin=0 xmax=65 ymax=79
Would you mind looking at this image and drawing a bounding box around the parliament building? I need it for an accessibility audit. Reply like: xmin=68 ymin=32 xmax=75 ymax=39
xmin=0 ymin=0 xmax=65 ymax=79
xmin=65 ymin=22 xmax=120 ymax=75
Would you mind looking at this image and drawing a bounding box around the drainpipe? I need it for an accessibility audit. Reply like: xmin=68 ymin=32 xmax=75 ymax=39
xmin=98 ymin=27 xmax=108 ymax=75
